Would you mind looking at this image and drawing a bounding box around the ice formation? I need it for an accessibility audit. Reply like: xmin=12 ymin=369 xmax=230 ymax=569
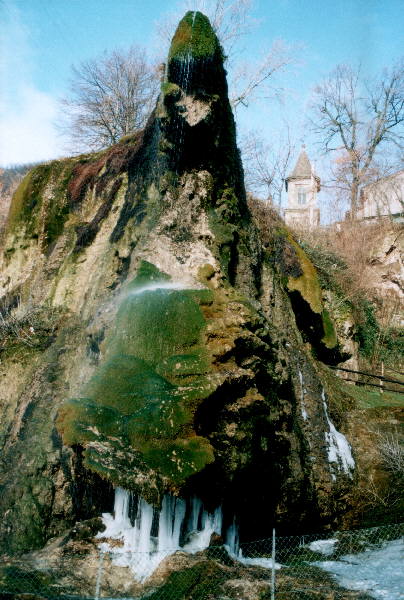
xmin=98 ymin=489 xmax=281 ymax=581
xmin=97 ymin=489 xmax=223 ymax=581
xmin=322 ymin=390 xmax=355 ymax=478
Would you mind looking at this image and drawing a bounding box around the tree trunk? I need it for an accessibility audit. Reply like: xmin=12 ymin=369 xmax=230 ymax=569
xmin=350 ymin=177 xmax=360 ymax=220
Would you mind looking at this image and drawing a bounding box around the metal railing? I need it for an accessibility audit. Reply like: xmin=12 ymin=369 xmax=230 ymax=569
xmin=0 ymin=522 xmax=402 ymax=599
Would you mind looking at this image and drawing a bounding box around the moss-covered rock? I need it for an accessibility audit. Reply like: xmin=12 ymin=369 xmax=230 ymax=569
xmin=57 ymin=262 xmax=218 ymax=492
xmin=147 ymin=560 xmax=227 ymax=600
xmin=6 ymin=160 xmax=76 ymax=250
xmin=169 ymin=12 xmax=222 ymax=60
xmin=265 ymin=228 xmax=341 ymax=360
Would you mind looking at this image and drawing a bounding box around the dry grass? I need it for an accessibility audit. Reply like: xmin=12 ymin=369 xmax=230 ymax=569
xmin=294 ymin=219 xmax=402 ymax=308
xmin=0 ymin=298 xmax=60 ymax=352
xmin=246 ymin=195 xmax=284 ymax=248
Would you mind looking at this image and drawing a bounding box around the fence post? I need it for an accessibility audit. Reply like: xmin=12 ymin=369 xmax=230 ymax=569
xmin=95 ymin=550 xmax=104 ymax=600
xmin=271 ymin=528 xmax=276 ymax=600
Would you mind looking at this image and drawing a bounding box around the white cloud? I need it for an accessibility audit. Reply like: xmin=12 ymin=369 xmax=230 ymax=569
xmin=0 ymin=1 xmax=65 ymax=166
xmin=0 ymin=84 xmax=62 ymax=166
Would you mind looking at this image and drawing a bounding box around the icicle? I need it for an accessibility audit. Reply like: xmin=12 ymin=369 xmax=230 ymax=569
xmin=98 ymin=490 xmax=223 ymax=582
xmin=172 ymin=497 xmax=187 ymax=547
xmin=322 ymin=389 xmax=355 ymax=477
xmin=136 ymin=498 xmax=154 ymax=554
xmin=225 ymin=518 xmax=240 ymax=558
xmin=187 ymin=496 xmax=203 ymax=533
xmin=224 ymin=519 xmax=281 ymax=570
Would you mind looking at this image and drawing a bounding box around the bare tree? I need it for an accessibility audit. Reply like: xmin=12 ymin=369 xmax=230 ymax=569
xmin=230 ymin=40 xmax=296 ymax=109
xmin=310 ymin=61 xmax=404 ymax=218
xmin=241 ymin=126 xmax=296 ymax=206
xmin=60 ymin=46 xmax=159 ymax=152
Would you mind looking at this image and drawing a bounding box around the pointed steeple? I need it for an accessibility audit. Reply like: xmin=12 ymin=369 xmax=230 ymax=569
xmin=285 ymin=145 xmax=320 ymax=192
xmin=284 ymin=144 xmax=321 ymax=229
xmin=287 ymin=145 xmax=313 ymax=180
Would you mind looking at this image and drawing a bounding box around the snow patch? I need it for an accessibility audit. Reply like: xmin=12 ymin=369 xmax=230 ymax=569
xmin=309 ymin=538 xmax=338 ymax=556
xmin=314 ymin=538 xmax=404 ymax=600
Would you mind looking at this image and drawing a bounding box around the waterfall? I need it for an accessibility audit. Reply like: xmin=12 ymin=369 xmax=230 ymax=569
xmin=97 ymin=489 xmax=223 ymax=581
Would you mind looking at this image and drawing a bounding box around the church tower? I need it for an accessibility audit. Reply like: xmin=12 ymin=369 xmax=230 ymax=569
xmin=284 ymin=146 xmax=320 ymax=229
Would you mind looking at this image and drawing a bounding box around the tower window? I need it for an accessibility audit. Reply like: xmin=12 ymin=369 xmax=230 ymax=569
xmin=298 ymin=191 xmax=307 ymax=205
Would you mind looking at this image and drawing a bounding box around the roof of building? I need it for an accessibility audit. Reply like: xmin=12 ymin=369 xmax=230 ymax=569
xmin=361 ymin=168 xmax=404 ymax=191
xmin=286 ymin=147 xmax=313 ymax=180
xmin=285 ymin=146 xmax=320 ymax=192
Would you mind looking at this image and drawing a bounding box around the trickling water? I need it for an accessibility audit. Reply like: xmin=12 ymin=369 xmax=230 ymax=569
xmin=298 ymin=369 xmax=309 ymax=421
xmin=127 ymin=281 xmax=198 ymax=297
xmin=98 ymin=488 xmax=224 ymax=581
xmin=94 ymin=551 xmax=104 ymax=600
xmin=171 ymin=10 xmax=199 ymax=170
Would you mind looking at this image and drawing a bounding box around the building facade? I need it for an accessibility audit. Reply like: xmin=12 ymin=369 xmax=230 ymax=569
xmin=356 ymin=170 xmax=404 ymax=221
xmin=284 ymin=147 xmax=320 ymax=229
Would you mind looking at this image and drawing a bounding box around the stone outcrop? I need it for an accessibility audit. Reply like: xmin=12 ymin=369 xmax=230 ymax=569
xmin=0 ymin=12 xmax=358 ymax=562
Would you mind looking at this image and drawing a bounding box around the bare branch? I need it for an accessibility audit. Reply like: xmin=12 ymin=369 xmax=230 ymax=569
xmin=309 ymin=60 xmax=404 ymax=217
xmin=58 ymin=45 xmax=159 ymax=152
xmin=230 ymin=40 xmax=297 ymax=109
xmin=241 ymin=126 xmax=296 ymax=205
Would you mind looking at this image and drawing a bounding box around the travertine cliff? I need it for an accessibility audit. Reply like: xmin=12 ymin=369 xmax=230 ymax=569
xmin=0 ymin=12 xmax=358 ymax=566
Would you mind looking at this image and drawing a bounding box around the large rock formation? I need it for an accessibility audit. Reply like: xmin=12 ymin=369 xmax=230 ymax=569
xmin=0 ymin=12 xmax=357 ymax=563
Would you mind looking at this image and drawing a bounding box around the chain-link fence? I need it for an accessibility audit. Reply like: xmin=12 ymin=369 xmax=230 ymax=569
xmin=0 ymin=522 xmax=402 ymax=599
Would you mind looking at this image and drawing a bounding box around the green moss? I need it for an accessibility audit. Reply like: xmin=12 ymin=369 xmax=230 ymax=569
xmin=111 ymin=289 xmax=208 ymax=363
xmin=206 ymin=207 xmax=238 ymax=280
xmin=216 ymin=186 xmax=241 ymax=221
xmin=141 ymin=436 xmax=215 ymax=482
xmin=287 ymin=238 xmax=323 ymax=314
xmin=168 ymin=11 xmax=222 ymax=61
xmin=0 ymin=565 xmax=54 ymax=595
xmin=5 ymin=159 xmax=76 ymax=250
xmin=58 ymin=263 xmax=217 ymax=488
xmin=161 ymin=81 xmax=182 ymax=100
xmin=321 ymin=309 xmax=338 ymax=349
xmin=126 ymin=260 xmax=171 ymax=290
xmin=6 ymin=169 xmax=35 ymax=228
xmin=354 ymin=300 xmax=380 ymax=360
xmin=146 ymin=560 xmax=226 ymax=600
xmin=6 ymin=164 xmax=51 ymax=236
xmin=44 ymin=163 xmax=76 ymax=247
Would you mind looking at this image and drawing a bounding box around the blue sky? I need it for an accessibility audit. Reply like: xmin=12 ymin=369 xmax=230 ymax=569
xmin=1 ymin=0 xmax=403 ymax=193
